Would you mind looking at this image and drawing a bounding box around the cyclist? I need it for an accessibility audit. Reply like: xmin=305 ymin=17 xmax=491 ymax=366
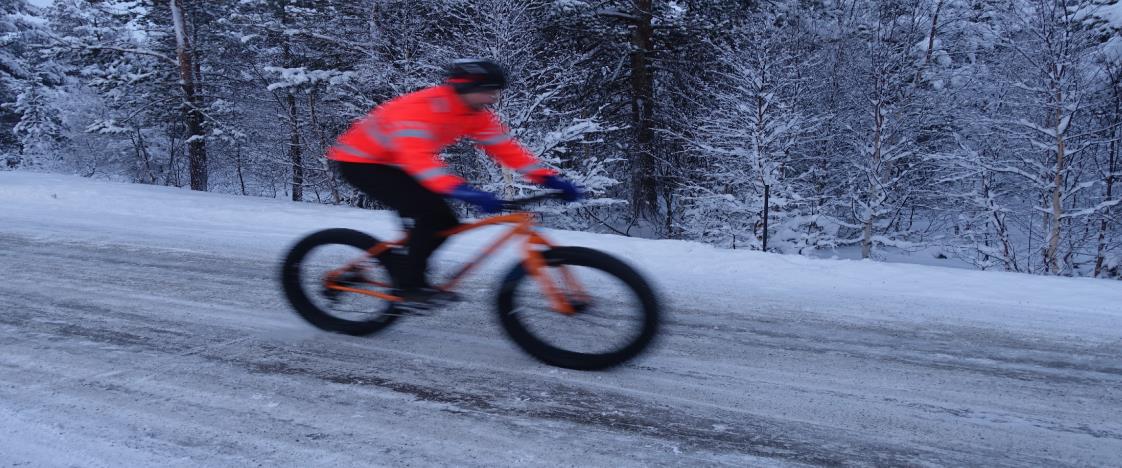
xmin=327 ymin=59 xmax=582 ymax=308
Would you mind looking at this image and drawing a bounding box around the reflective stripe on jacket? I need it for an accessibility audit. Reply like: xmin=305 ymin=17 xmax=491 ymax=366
xmin=327 ymin=85 xmax=556 ymax=194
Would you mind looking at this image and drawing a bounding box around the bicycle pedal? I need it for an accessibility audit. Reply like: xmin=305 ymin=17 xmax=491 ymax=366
xmin=431 ymin=290 xmax=462 ymax=304
xmin=391 ymin=302 xmax=435 ymax=316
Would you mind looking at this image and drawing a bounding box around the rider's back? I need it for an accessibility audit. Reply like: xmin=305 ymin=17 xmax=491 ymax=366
xmin=329 ymin=85 xmax=493 ymax=166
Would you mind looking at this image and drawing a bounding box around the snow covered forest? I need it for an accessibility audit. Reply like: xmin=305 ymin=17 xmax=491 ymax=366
xmin=2 ymin=0 xmax=1121 ymax=277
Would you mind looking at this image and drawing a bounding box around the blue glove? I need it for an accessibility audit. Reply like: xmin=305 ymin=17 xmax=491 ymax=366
xmin=541 ymin=175 xmax=582 ymax=202
xmin=447 ymin=184 xmax=502 ymax=214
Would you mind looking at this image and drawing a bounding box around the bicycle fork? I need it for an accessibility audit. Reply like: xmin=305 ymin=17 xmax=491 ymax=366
xmin=521 ymin=234 xmax=589 ymax=315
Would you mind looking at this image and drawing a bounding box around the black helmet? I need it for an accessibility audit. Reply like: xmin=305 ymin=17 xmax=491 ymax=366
xmin=445 ymin=59 xmax=507 ymax=93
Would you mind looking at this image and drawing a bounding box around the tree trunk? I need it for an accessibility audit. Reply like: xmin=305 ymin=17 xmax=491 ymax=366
xmin=913 ymin=0 xmax=944 ymax=86
xmin=235 ymin=143 xmax=247 ymax=196
xmin=861 ymin=216 xmax=874 ymax=258
xmin=629 ymin=0 xmax=657 ymax=221
xmin=1095 ymin=118 xmax=1118 ymax=277
xmin=166 ymin=127 xmax=181 ymax=187
xmin=662 ymin=188 xmax=674 ymax=237
xmin=983 ymin=172 xmax=1018 ymax=271
xmin=134 ymin=127 xmax=155 ymax=184
xmin=1094 ymin=69 xmax=1121 ymax=276
xmin=279 ymin=3 xmax=303 ymax=202
xmin=288 ymin=90 xmax=303 ymax=202
xmin=1045 ymin=83 xmax=1065 ymax=274
xmin=862 ymin=85 xmax=885 ymax=259
xmin=307 ymin=90 xmax=341 ymax=204
xmin=170 ymin=0 xmax=207 ymax=191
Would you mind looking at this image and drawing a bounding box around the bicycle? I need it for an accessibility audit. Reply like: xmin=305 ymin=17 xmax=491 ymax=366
xmin=280 ymin=192 xmax=660 ymax=370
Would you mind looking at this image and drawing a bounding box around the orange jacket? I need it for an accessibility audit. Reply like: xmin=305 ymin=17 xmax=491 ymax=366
xmin=327 ymin=85 xmax=556 ymax=194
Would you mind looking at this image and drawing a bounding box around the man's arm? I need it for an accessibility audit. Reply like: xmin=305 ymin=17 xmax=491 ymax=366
xmin=470 ymin=112 xmax=556 ymax=183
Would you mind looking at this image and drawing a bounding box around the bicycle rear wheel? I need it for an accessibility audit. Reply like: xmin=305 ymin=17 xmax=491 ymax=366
xmin=281 ymin=228 xmax=403 ymax=336
xmin=496 ymin=247 xmax=660 ymax=370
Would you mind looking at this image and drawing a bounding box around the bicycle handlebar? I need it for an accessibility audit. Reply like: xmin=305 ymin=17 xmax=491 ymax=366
xmin=500 ymin=191 xmax=567 ymax=211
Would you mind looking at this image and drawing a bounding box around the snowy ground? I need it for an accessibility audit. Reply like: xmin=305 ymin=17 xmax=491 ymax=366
xmin=2 ymin=171 xmax=1120 ymax=467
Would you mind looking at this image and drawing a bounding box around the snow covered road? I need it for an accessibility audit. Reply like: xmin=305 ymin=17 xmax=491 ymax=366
xmin=2 ymin=172 xmax=1120 ymax=466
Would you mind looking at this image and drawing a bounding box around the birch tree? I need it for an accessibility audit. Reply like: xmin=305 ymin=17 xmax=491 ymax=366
xmin=993 ymin=0 xmax=1105 ymax=273
xmin=830 ymin=1 xmax=939 ymax=259
xmin=676 ymin=18 xmax=824 ymax=251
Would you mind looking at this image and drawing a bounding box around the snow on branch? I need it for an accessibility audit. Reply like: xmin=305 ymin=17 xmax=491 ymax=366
xmin=1061 ymin=199 xmax=1122 ymax=219
xmin=263 ymin=67 xmax=356 ymax=90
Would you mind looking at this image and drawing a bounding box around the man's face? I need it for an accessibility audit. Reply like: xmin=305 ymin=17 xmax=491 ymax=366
xmin=460 ymin=89 xmax=501 ymax=110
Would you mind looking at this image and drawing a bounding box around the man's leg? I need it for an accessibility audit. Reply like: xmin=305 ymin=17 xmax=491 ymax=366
xmin=338 ymin=162 xmax=460 ymax=290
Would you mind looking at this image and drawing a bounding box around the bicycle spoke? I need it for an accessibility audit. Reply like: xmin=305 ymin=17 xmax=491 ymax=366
xmin=509 ymin=263 xmax=645 ymax=355
xmin=298 ymin=244 xmax=396 ymax=322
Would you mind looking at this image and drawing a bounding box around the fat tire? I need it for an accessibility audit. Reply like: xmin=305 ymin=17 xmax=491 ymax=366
xmin=497 ymin=246 xmax=659 ymax=370
xmin=281 ymin=228 xmax=401 ymax=336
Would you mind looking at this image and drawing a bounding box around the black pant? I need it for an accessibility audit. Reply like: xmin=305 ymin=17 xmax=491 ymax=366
xmin=338 ymin=162 xmax=460 ymax=289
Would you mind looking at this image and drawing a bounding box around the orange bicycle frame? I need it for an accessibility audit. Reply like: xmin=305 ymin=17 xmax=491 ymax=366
xmin=326 ymin=212 xmax=587 ymax=314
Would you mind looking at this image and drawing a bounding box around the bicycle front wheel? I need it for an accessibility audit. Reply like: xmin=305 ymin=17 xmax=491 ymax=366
xmin=496 ymin=247 xmax=660 ymax=370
